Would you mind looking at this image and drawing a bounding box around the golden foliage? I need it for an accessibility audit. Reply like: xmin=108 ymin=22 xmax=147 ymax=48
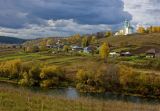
xmin=99 ymin=42 xmax=110 ymax=61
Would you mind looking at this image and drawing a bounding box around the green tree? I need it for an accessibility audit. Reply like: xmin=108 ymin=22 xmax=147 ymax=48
xmin=99 ymin=42 xmax=110 ymax=62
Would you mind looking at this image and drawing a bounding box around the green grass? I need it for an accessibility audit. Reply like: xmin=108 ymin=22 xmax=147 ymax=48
xmin=0 ymin=85 xmax=160 ymax=111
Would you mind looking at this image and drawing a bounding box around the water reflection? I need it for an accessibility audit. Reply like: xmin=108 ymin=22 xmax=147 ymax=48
xmin=29 ymin=87 xmax=160 ymax=104
xmin=0 ymin=82 xmax=160 ymax=104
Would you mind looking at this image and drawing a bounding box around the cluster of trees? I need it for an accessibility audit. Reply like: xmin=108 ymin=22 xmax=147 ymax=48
xmin=0 ymin=60 xmax=66 ymax=88
xmin=67 ymin=34 xmax=81 ymax=44
xmin=76 ymin=64 xmax=160 ymax=96
xmin=1 ymin=59 xmax=160 ymax=96
xmin=66 ymin=32 xmax=112 ymax=48
xmin=105 ymin=31 xmax=112 ymax=37
xmin=76 ymin=69 xmax=106 ymax=92
xmin=23 ymin=32 xmax=112 ymax=57
xmin=137 ymin=26 xmax=160 ymax=34
xmin=76 ymin=64 xmax=120 ymax=93
xmin=81 ymin=36 xmax=98 ymax=48
xmin=119 ymin=65 xmax=160 ymax=96
xmin=24 ymin=38 xmax=57 ymax=53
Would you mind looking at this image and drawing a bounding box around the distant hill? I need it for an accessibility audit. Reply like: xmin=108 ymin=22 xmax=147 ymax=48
xmin=0 ymin=36 xmax=26 ymax=44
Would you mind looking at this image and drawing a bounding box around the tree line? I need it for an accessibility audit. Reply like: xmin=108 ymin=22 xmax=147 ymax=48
xmin=137 ymin=26 xmax=160 ymax=34
xmin=1 ymin=58 xmax=160 ymax=97
xmin=0 ymin=60 xmax=66 ymax=88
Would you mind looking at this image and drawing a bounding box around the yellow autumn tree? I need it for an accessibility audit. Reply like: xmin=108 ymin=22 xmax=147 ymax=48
xmin=81 ymin=36 xmax=88 ymax=48
xmin=119 ymin=65 xmax=134 ymax=87
xmin=137 ymin=26 xmax=146 ymax=33
xmin=99 ymin=42 xmax=110 ymax=62
xmin=63 ymin=45 xmax=70 ymax=53
xmin=90 ymin=36 xmax=98 ymax=45
xmin=40 ymin=65 xmax=64 ymax=88
xmin=105 ymin=31 xmax=112 ymax=37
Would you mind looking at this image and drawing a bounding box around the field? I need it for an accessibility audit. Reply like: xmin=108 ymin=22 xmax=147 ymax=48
xmin=0 ymin=49 xmax=100 ymax=83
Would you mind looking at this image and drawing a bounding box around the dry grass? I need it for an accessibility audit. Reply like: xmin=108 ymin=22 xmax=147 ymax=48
xmin=0 ymin=85 xmax=160 ymax=111
xmin=100 ymin=33 xmax=160 ymax=48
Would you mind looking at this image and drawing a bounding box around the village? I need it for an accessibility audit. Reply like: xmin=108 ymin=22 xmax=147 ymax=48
xmin=1 ymin=20 xmax=160 ymax=60
xmin=16 ymin=20 xmax=159 ymax=60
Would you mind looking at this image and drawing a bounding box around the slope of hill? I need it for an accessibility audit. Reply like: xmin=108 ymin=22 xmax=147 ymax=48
xmin=99 ymin=33 xmax=160 ymax=53
xmin=0 ymin=36 xmax=26 ymax=44
xmin=104 ymin=33 xmax=160 ymax=47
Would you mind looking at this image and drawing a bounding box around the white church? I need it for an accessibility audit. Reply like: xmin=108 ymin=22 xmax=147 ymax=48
xmin=115 ymin=20 xmax=134 ymax=36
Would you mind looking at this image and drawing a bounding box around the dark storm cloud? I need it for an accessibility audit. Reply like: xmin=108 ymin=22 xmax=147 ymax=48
xmin=0 ymin=0 xmax=132 ymax=28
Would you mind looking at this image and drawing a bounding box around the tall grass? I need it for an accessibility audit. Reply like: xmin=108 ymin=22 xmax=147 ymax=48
xmin=0 ymin=85 xmax=160 ymax=111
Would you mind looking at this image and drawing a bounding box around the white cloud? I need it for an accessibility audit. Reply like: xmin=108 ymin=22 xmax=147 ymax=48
xmin=0 ymin=19 xmax=112 ymax=39
xmin=123 ymin=0 xmax=160 ymax=26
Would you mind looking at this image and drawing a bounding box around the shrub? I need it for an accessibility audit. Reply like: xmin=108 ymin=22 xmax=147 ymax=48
xmin=19 ymin=65 xmax=41 ymax=86
xmin=40 ymin=65 xmax=65 ymax=88
xmin=18 ymin=72 xmax=30 ymax=86
xmin=0 ymin=59 xmax=22 ymax=79
xmin=119 ymin=65 xmax=134 ymax=87
xmin=26 ymin=46 xmax=39 ymax=53
xmin=76 ymin=64 xmax=119 ymax=92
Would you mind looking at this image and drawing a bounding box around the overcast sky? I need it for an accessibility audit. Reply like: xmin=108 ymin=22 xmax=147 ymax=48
xmin=0 ymin=0 xmax=159 ymax=39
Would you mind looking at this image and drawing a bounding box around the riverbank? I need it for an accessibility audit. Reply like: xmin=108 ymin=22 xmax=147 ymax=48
xmin=1 ymin=76 xmax=160 ymax=99
xmin=0 ymin=53 xmax=160 ymax=100
xmin=0 ymin=84 xmax=160 ymax=111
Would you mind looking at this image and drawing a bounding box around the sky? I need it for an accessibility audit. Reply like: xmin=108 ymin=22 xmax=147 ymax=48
xmin=0 ymin=0 xmax=159 ymax=39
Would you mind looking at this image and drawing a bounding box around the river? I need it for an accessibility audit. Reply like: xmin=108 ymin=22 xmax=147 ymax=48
xmin=0 ymin=82 xmax=160 ymax=105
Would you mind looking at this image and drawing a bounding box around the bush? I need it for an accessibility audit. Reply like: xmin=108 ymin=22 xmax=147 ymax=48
xmin=26 ymin=46 xmax=39 ymax=53
xmin=40 ymin=65 xmax=65 ymax=88
xmin=118 ymin=65 xmax=160 ymax=96
xmin=0 ymin=59 xmax=67 ymax=88
xmin=76 ymin=63 xmax=160 ymax=96
xmin=119 ymin=65 xmax=135 ymax=87
xmin=76 ymin=64 xmax=119 ymax=92
xmin=19 ymin=65 xmax=41 ymax=86
xmin=0 ymin=59 xmax=22 ymax=79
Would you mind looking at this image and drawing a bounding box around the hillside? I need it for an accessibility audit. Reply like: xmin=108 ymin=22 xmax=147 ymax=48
xmin=0 ymin=36 xmax=26 ymax=44
xmin=98 ymin=33 xmax=160 ymax=53
xmin=104 ymin=33 xmax=160 ymax=47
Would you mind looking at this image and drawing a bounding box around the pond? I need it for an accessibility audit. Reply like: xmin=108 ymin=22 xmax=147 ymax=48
xmin=0 ymin=82 xmax=160 ymax=105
